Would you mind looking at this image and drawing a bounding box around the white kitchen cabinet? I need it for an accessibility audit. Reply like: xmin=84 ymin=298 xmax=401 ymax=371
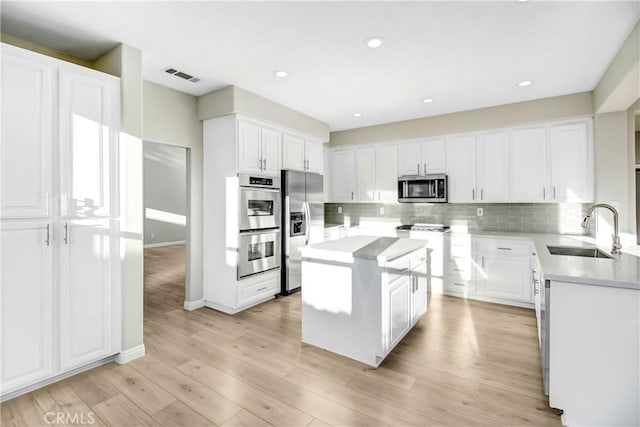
xmin=282 ymin=134 xmax=323 ymax=174
xmin=0 ymin=221 xmax=53 ymax=392
xmin=1 ymin=49 xmax=53 ymax=219
xmin=549 ymin=122 xmax=592 ymax=202
xmin=59 ymin=67 xmax=119 ymax=218
xmin=305 ymin=141 xmax=324 ymax=174
xmin=238 ymin=121 xmax=281 ymax=176
xmin=387 ymin=275 xmax=412 ymax=350
xmin=476 ymin=238 xmax=532 ymax=303
xmin=446 ymin=135 xmax=477 ymax=202
xmin=332 ymin=149 xmax=356 ymax=201
xmin=59 ymin=219 xmax=120 ymax=371
xmin=356 ymin=147 xmax=376 ymax=201
xmin=398 ymin=138 xmax=445 ymax=176
xmin=375 ymin=144 xmax=398 ymax=202
xmin=510 ymin=127 xmax=548 ymax=202
xmin=0 ymin=43 xmax=121 ymax=398
xmin=476 ymin=132 xmax=509 ymax=202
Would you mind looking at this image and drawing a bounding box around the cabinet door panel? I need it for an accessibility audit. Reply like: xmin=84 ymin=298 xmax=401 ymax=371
xmin=282 ymin=134 xmax=305 ymax=171
xmin=261 ymin=127 xmax=281 ymax=175
xmin=446 ymin=136 xmax=476 ymax=202
xmin=332 ymin=150 xmax=355 ymax=202
xmin=398 ymin=142 xmax=421 ymax=176
xmin=237 ymin=121 xmax=262 ymax=173
xmin=1 ymin=50 xmax=53 ymax=218
xmin=356 ymin=147 xmax=376 ymax=201
xmin=305 ymin=142 xmax=324 ymax=174
xmin=412 ymin=263 xmax=428 ymax=324
xmin=59 ymin=219 xmax=119 ymax=371
xmin=59 ymin=68 xmax=119 ymax=218
xmin=477 ymin=132 xmax=509 ymax=202
xmin=550 ymin=122 xmax=591 ymax=202
xmin=422 ymin=138 xmax=446 ymax=174
xmin=479 ymin=254 xmax=531 ymax=302
xmin=1 ymin=222 xmax=53 ymax=392
xmin=375 ymin=144 xmax=398 ymax=202
xmin=388 ymin=277 xmax=411 ymax=350
xmin=510 ymin=127 xmax=548 ymax=202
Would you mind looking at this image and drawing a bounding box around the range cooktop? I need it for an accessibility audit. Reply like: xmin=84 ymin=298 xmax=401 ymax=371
xmin=396 ymin=223 xmax=450 ymax=232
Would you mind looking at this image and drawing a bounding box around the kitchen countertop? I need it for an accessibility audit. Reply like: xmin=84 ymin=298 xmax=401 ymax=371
xmin=337 ymin=223 xmax=639 ymax=290
xmin=301 ymin=235 xmax=429 ymax=266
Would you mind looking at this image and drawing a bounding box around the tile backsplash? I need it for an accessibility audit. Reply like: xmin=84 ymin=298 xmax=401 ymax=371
xmin=324 ymin=202 xmax=593 ymax=235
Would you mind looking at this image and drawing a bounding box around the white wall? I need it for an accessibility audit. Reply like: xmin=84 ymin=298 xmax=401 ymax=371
xmin=143 ymin=142 xmax=187 ymax=246
xmin=143 ymin=80 xmax=204 ymax=303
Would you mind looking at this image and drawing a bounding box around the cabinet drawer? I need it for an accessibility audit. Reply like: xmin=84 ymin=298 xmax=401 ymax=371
xmin=446 ymin=241 xmax=474 ymax=257
xmin=409 ymin=248 xmax=428 ymax=268
xmin=475 ymin=238 xmax=530 ymax=256
xmin=385 ymin=253 xmax=412 ymax=272
xmin=444 ymin=277 xmax=476 ymax=293
xmin=237 ymin=276 xmax=279 ymax=306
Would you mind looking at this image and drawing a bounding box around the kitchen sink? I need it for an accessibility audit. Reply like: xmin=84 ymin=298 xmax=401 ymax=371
xmin=547 ymin=246 xmax=613 ymax=259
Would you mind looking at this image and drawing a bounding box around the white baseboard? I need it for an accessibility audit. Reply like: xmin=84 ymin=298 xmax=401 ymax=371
xmin=115 ymin=344 xmax=145 ymax=364
xmin=183 ymin=299 xmax=205 ymax=311
xmin=144 ymin=240 xmax=186 ymax=248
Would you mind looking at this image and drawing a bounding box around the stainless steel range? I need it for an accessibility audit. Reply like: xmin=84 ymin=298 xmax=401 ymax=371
xmin=396 ymin=223 xmax=450 ymax=233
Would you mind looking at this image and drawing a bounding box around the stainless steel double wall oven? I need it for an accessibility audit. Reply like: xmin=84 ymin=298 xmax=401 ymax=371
xmin=237 ymin=174 xmax=281 ymax=279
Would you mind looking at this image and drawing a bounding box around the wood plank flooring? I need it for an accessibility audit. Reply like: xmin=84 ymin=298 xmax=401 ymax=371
xmin=1 ymin=244 xmax=560 ymax=426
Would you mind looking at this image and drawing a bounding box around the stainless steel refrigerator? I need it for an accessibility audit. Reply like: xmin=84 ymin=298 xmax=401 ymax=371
xmin=281 ymin=170 xmax=324 ymax=295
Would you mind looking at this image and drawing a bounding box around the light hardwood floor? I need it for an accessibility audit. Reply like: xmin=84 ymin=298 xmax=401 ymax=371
xmin=1 ymin=244 xmax=560 ymax=426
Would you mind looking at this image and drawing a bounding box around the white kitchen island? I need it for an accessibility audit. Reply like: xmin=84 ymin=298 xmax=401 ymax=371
xmin=300 ymin=236 xmax=430 ymax=367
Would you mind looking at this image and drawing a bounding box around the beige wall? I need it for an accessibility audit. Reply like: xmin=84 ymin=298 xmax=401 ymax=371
xmin=143 ymin=80 xmax=204 ymax=303
xmin=94 ymin=44 xmax=145 ymax=353
xmin=636 ymin=132 xmax=640 ymax=164
xmin=198 ymin=85 xmax=330 ymax=142
xmin=330 ymin=92 xmax=593 ymax=146
xmin=593 ymin=21 xmax=640 ymax=114
xmin=1 ymin=33 xmax=93 ymax=68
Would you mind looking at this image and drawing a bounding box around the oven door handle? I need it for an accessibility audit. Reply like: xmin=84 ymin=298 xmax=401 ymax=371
xmin=303 ymin=201 xmax=311 ymax=245
xmin=239 ymin=228 xmax=280 ymax=236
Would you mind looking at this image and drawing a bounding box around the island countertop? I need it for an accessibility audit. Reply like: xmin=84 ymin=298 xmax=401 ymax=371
xmin=300 ymin=236 xmax=429 ymax=265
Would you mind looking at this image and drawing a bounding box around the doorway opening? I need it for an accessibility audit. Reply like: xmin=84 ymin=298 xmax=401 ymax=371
xmin=143 ymin=141 xmax=189 ymax=311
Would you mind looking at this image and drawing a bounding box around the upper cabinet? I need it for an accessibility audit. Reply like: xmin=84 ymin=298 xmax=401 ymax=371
xmin=238 ymin=120 xmax=282 ymax=176
xmin=510 ymin=127 xmax=548 ymax=202
xmin=1 ymin=49 xmax=53 ymax=219
xmin=356 ymin=147 xmax=376 ymax=201
xmin=59 ymin=66 xmax=120 ymax=218
xmin=476 ymin=132 xmax=509 ymax=202
xmin=549 ymin=122 xmax=592 ymax=202
xmin=282 ymin=134 xmax=324 ymax=175
xmin=375 ymin=144 xmax=398 ymax=202
xmin=446 ymin=135 xmax=477 ymax=203
xmin=398 ymin=138 xmax=445 ymax=176
xmin=332 ymin=149 xmax=356 ymax=202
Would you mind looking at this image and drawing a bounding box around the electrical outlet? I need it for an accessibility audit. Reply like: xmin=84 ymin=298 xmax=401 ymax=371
xmin=337 ymin=206 xmax=342 ymax=214
xmin=477 ymin=208 xmax=484 ymax=217
xmin=150 ymin=233 xmax=156 ymax=239
xmin=379 ymin=207 xmax=385 ymax=215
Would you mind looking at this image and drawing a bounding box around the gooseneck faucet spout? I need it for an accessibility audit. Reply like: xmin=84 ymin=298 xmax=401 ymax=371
xmin=581 ymin=203 xmax=622 ymax=254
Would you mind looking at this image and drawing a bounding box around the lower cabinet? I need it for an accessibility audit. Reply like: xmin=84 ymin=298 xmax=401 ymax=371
xmin=0 ymin=219 xmax=121 ymax=398
xmin=386 ymin=275 xmax=412 ymax=351
xmin=411 ymin=260 xmax=428 ymax=324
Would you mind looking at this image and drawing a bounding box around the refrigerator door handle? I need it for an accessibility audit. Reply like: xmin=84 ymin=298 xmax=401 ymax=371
xmin=303 ymin=201 xmax=311 ymax=245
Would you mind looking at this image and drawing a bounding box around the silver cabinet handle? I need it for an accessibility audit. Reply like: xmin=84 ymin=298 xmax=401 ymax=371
xmin=262 ymin=158 xmax=266 ymax=170
xmin=417 ymin=163 xmax=420 ymax=175
xmin=480 ymin=189 xmax=484 ymax=200
xmin=553 ymin=186 xmax=556 ymax=199
xmin=423 ymin=163 xmax=426 ymax=174
xmin=472 ymin=189 xmax=475 ymax=200
xmin=259 ymin=158 xmax=263 ymax=170
xmin=351 ymin=191 xmax=354 ymax=200
xmin=378 ymin=191 xmax=380 ymax=200
xmin=257 ymin=286 xmax=267 ymax=292
xmin=453 ymin=282 xmax=465 ymax=287
xmin=63 ymin=223 xmax=69 ymax=244
xmin=45 ymin=224 xmax=50 ymax=246
xmin=481 ymin=256 xmax=484 ymax=268
xmin=543 ymin=187 xmax=546 ymax=199
xmin=497 ymin=247 xmax=512 ymax=251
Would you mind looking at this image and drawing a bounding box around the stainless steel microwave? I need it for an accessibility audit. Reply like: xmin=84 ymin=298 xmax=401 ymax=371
xmin=398 ymin=174 xmax=448 ymax=203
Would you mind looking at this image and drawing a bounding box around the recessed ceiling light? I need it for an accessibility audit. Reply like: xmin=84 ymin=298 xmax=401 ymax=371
xmin=517 ymin=80 xmax=533 ymax=87
xmin=422 ymin=98 xmax=434 ymax=103
xmin=353 ymin=113 xmax=363 ymax=118
xmin=274 ymin=70 xmax=289 ymax=78
xmin=364 ymin=37 xmax=384 ymax=49
xmin=517 ymin=0 xmax=529 ymax=2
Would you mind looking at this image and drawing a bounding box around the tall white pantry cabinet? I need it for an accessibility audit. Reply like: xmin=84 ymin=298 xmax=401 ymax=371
xmin=0 ymin=43 xmax=121 ymax=398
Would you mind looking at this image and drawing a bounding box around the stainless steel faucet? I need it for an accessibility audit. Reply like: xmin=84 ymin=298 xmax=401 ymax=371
xmin=581 ymin=203 xmax=622 ymax=254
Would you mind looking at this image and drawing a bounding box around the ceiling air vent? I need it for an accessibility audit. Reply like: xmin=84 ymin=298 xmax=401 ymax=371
xmin=163 ymin=67 xmax=201 ymax=83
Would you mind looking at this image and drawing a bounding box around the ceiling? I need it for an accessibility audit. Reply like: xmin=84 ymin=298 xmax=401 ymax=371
xmin=1 ymin=1 xmax=638 ymax=131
